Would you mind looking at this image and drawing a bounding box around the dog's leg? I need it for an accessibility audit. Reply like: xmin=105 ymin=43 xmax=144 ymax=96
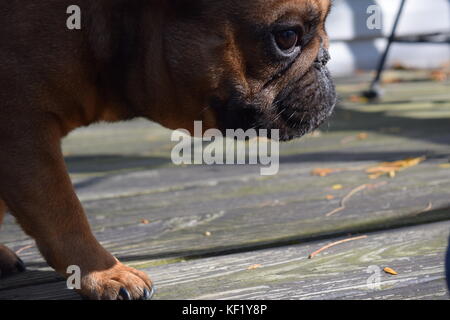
xmin=0 ymin=199 xmax=26 ymax=278
xmin=0 ymin=120 xmax=153 ymax=300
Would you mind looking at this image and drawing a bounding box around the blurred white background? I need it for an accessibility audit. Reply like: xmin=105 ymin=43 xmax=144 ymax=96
xmin=327 ymin=0 xmax=450 ymax=76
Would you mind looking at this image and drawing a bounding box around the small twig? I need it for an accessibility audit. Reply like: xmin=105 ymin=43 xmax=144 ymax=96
xmin=308 ymin=235 xmax=368 ymax=259
xmin=325 ymin=184 xmax=368 ymax=217
xmin=325 ymin=182 xmax=388 ymax=217
xmin=416 ymin=202 xmax=433 ymax=215
xmin=15 ymin=244 xmax=33 ymax=255
xmin=423 ymin=202 xmax=433 ymax=212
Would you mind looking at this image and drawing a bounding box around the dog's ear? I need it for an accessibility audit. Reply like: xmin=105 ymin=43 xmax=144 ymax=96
xmin=171 ymin=0 xmax=204 ymax=18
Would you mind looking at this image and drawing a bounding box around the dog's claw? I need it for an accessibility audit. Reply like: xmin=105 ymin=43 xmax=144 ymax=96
xmin=141 ymin=287 xmax=155 ymax=300
xmin=15 ymin=258 xmax=26 ymax=273
xmin=119 ymin=288 xmax=131 ymax=300
xmin=143 ymin=288 xmax=151 ymax=300
xmin=150 ymin=286 xmax=156 ymax=299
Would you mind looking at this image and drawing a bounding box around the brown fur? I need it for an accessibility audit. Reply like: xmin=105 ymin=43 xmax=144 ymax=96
xmin=0 ymin=0 xmax=333 ymax=299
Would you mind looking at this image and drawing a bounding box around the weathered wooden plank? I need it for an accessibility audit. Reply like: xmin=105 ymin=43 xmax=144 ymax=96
xmin=1 ymin=221 xmax=448 ymax=300
xmin=2 ymin=157 xmax=449 ymax=266
xmin=0 ymin=71 xmax=449 ymax=298
xmin=146 ymin=221 xmax=450 ymax=300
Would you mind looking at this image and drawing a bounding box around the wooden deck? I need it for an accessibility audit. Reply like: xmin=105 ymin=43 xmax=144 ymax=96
xmin=1 ymin=70 xmax=449 ymax=300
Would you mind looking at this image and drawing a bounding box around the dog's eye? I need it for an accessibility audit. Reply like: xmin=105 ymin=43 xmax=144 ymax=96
xmin=273 ymin=29 xmax=300 ymax=53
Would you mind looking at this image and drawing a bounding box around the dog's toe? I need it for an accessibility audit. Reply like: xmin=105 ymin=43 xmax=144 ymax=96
xmin=78 ymin=261 xmax=155 ymax=300
xmin=0 ymin=244 xmax=26 ymax=278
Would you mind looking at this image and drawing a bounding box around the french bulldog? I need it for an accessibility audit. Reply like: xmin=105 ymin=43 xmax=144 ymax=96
xmin=0 ymin=0 xmax=335 ymax=299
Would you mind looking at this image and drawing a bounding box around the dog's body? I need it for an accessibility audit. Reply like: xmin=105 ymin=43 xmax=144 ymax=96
xmin=0 ymin=0 xmax=335 ymax=299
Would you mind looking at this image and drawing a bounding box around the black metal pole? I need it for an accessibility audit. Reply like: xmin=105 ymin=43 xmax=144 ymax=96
xmin=364 ymin=0 xmax=407 ymax=99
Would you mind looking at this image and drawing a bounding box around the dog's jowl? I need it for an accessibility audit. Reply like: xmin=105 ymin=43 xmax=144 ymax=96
xmin=0 ymin=0 xmax=335 ymax=299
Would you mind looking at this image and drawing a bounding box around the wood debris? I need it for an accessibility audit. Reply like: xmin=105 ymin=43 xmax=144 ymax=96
xmin=311 ymin=165 xmax=368 ymax=177
xmin=15 ymin=244 xmax=34 ymax=255
xmin=430 ymin=70 xmax=448 ymax=82
xmin=308 ymin=235 xmax=368 ymax=259
xmin=357 ymin=132 xmax=369 ymax=140
xmin=325 ymin=184 xmax=366 ymax=217
xmin=383 ymin=267 xmax=398 ymax=275
xmin=416 ymin=202 xmax=433 ymax=215
xmin=366 ymin=156 xmax=426 ymax=179
xmin=348 ymin=95 xmax=368 ymax=103
xmin=324 ymin=182 xmax=387 ymax=217
xmin=247 ymin=264 xmax=262 ymax=270
xmin=312 ymin=168 xmax=337 ymax=177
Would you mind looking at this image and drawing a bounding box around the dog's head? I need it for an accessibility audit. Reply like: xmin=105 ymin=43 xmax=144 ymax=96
xmin=157 ymin=0 xmax=335 ymax=141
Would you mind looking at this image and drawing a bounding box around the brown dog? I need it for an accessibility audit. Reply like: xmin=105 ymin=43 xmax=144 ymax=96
xmin=0 ymin=0 xmax=335 ymax=299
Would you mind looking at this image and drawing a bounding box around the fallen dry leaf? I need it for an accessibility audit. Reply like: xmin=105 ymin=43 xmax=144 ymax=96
xmin=439 ymin=163 xmax=450 ymax=169
xmin=325 ymin=195 xmax=335 ymax=200
xmin=140 ymin=219 xmax=151 ymax=225
xmin=247 ymin=264 xmax=262 ymax=270
xmin=332 ymin=184 xmax=343 ymax=190
xmin=366 ymin=156 xmax=426 ymax=179
xmin=430 ymin=70 xmax=448 ymax=82
xmin=348 ymin=95 xmax=368 ymax=103
xmin=383 ymin=267 xmax=398 ymax=275
xmin=312 ymin=168 xmax=337 ymax=177
xmin=357 ymin=132 xmax=369 ymax=140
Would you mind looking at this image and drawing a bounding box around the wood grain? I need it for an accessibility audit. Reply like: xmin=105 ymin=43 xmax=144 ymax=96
xmin=1 ymin=71 xmax=449 ymax=299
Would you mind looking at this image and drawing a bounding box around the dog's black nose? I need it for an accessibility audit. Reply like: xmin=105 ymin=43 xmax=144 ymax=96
xmin=314 ymin=47 xmax=331 ymax=68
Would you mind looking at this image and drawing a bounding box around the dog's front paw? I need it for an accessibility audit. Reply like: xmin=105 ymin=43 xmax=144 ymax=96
xmin=0 ymin=244 xmax=26 ymax=278
xmin=79 ymin=261 xmax=154 ymax=300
